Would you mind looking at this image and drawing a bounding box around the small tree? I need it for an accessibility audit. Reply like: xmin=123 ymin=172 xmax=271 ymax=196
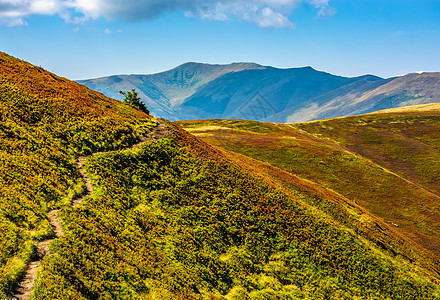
xmin=119 ymin=89 xmax=149 ymax=114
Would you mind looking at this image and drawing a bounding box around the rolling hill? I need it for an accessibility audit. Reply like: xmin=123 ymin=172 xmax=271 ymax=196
xmin=177 ymin=103 xmax=440 ymax=259
xmin=80 ymin=63 xmax=440 ymax=122
xmin=2 ymin=51 xmax=440 ymax=299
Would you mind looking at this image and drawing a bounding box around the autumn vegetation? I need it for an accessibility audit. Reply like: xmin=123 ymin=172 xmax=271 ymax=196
xmin=33 ymin=125 xmax=440 ymax=299
xmin=1 ymin=51 xmax=440 ymax=299
xmin=0 ymin=52 xmax=154 ymax=298
xmin=177 ymin=114 xmax=440 ymax=260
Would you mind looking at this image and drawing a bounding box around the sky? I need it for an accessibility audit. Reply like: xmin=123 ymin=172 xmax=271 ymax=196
xmin=0 ymin=0 xmax=439 ymax=80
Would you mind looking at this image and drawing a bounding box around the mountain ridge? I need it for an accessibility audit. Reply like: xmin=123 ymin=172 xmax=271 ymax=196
xmin=81 ymin=62 xmax=266 ymax=120
xmin=80 ymin=62 xmax=440 ymax=122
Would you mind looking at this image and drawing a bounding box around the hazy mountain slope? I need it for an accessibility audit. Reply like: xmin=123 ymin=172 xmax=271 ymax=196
xmin=284 ymin=72 xmax=440 ymax=123
xmin=33 ymin=124 xmax=440 ymax=299
xmin=0 ymin=51 xmax=155 ymax=297
xmin=80 ymin=63 xmax=440 ymax=123
xmin=177 ymin=111 xmax=440 ymax=258
xmin=79 ymin=63 xmax=265 ymax=120
xmin=266 ymin=76 xmax=393 ymax=123
xmin=179 ymin=67 xmax=381 ymax=120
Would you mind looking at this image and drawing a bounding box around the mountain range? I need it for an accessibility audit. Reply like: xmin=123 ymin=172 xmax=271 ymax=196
xmin=80 ymin=63 xmax=440 ymax=122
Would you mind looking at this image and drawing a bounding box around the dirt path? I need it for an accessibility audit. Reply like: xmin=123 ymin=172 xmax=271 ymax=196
xmin=10 ymin=209 xmax=61 ymax=300
xmin=10 ymin=119 xmax=169 ymax=300
xmin=73 ymin=156 xmax=92 ymax=207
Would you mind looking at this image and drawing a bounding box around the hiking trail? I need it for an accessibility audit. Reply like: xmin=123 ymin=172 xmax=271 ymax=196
xmin=10 ymin=119 xmax=169 ymax=300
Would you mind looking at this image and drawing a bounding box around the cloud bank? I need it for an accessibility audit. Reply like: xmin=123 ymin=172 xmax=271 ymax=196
xmin=0 ymin=0 xmax=335 ymax=28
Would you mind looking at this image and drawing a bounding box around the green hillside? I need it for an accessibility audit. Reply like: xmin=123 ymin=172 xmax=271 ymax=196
xmin=33 ymin=125 xmax=440 ymax=299
xmin=2 ymin=52 xmax=440 ymax=299
xmin=177 ymin=107 xmax=440 ymax=260
xmin=296 ymin=106 xmax=440 ymax=197
xmin=0 ymin=51 xmax=155 ymax=297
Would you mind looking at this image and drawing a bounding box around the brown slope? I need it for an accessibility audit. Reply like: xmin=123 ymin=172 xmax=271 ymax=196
xmin=296 ymin=108 xmax=440 ymax=197
xmin=371 ymin=102 xmax=440 ymax=114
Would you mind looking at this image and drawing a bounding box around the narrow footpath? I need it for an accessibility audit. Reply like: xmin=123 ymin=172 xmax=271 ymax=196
xmin=10 ymin=120 xmax=169 ymax=300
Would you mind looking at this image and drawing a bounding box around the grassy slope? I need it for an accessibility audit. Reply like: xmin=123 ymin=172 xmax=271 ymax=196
xmin=2 ymin=51 xmax=440 ymax=298
xmin=297 ymin=107 xmax=440 ymax=196
xmin=176 ymin=116 xmax=440 ymax=260
xmin=216 ymin=148 xmax=439 ymax=267
xmin=33 ymin=125 xmax=440 ymax=299
xmin=0 ymin=52 xmax=155 ymax=297
xmin=296 ymin=109 xmax=440 ymax=252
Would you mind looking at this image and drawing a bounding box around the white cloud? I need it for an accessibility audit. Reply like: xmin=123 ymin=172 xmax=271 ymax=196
xmin=29 ymin=0 xmax=60 ymax=14
xmin=0 ymin=17 xmax=26 ymax=26
xmin=104 ymin=28 xmax=111 ymax=34
xmin=253 ymin=7 xmax=294 ymax=28
xmin=0 ymin=0 xmax=63 ymax=25
xmin=308 ymin=0 xmax=336 ymax=17
xmin=0 ymin=0 xmax=335 ymax=28
xmin=186 ymin=2 xmax=295 ymax=28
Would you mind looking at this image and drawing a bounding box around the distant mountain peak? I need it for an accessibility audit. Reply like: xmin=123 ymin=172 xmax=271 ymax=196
xmin=80 ymin=63 xmax=440 ymax=122
xmin=175 ymin=62 xmax=264 ymax=69
xmin=166 ymin=62 xmax=266 ymax=76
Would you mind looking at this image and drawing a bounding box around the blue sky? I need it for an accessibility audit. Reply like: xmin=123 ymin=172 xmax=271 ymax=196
xmin=0 ymin=0 xmax=439 ymax=80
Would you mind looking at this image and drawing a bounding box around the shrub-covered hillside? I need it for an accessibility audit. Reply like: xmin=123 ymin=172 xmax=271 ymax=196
xmin=2 ymin=51 xmax=440 ymax=299
xmin=0 ymin=52 xmax=155 ymax=297
xmin=32 ymin=124 xmax=440 ymax=299
xmin=296 ymin=108 xmax=440 ymax=255
xmin=177 ymin=109 xmax=440 ymax=263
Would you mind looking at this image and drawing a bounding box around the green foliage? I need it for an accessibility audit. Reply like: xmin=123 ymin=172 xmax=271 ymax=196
xmin=295 ymin=114 xmax=440 ymax=256
xmin=2 ymin=51 xmax=440 ymax=299
xmin=0 ymin=51 xmax=155 ymax=297
xmin=33 ymin=126 xmax=440 ymax=299
xmin=119 ymin=89 xmax=149 ymax=115
xmin=177 ymin=118 xmax=440 ymax=261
